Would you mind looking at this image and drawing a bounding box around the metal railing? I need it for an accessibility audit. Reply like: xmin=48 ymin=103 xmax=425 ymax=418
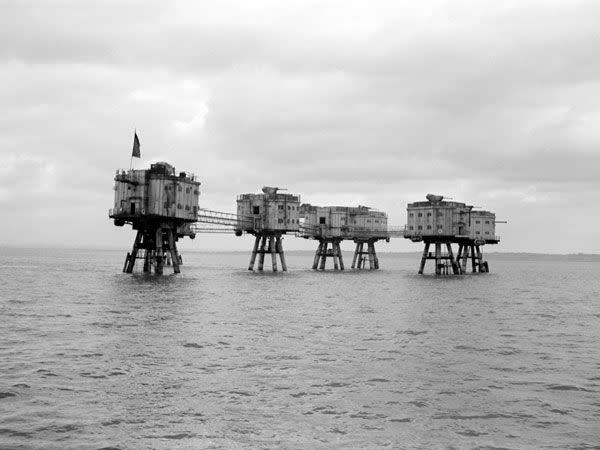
xmin=297 ymin=224 xmax=404 ymax=240
xmin=403 ymin=228 xmax=501 ymax=242
xmin=196 ymin=208 xmax=246 ymax=226
xmin=191 ymin=223 xmax=237 ymax=234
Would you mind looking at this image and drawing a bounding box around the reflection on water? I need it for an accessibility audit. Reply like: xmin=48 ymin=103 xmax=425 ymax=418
xmin=1 ymin=248 xmax=600 ymax=448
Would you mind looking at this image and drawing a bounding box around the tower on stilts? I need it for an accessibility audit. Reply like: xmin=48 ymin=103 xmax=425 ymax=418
xmin=404 ymin=194 xmax=500 ymax=275
xmin=235 ymin=187 xmax=300 ymax=272
xmin=299 ymin=205 xmax=389 ymax=270
xmin=109 ymin=162 xmax=200 ymax=274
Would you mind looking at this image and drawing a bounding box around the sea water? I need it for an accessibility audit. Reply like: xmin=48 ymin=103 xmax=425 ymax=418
xmin=1 ymin=248 xmax=599 ymax=449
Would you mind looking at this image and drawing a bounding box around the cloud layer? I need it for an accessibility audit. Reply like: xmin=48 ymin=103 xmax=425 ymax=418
xmin=1 ymin=0 xmax=599 ymax=252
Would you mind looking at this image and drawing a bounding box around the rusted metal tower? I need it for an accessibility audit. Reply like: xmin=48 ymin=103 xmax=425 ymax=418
xmin=299 ymin=205 xmax=389 ymax=270
xmin=109 ymin=162 xmax=200 ymax=274
xmin=403 ymin=194 xmax=500 ymax=275
xmin=235 ymin=187 xmax=300 ymax=272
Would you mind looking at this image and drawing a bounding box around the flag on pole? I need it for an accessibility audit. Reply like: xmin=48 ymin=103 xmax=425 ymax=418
xmin=132 ymin=131 xmax=141 ymax=158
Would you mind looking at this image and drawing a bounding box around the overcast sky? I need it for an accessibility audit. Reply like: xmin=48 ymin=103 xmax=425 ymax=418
xmin=1 ymin=0 xmax=598 ymax=253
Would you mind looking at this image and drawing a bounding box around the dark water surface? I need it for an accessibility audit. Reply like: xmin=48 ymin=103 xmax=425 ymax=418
xmin=1 ymin=247 xmax=599 ymax=449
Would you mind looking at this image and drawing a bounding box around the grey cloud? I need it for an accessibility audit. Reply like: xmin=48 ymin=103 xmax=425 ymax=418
xmin=1 ymin=1 xmax=599 ymax=251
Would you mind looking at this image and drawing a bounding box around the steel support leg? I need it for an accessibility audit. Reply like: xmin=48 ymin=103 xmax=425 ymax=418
xmin=168 ymin=229 xmax=180 ymax=274
xmin=312 ymin=241 xmax=322 ymax=270
xmin=446 ymin=243 xmax=459 ymax=274
xmin=270 ymin=236 xmax=278 ymax=272
xmin=351 ymin=243 xmax=359 ymax=269
xmin=372 ymin=241 xmax=379 ymax=270
xmin=249 ymin=235 xmax=260 ymax=270
xmin=337 ymin=242 xmax=345 ymax=270
xmin=333 ymin=241 xmax=339 ymax=271
xmin=418 ymin=243 xmax=430 ymax=274
xmin=319 ymin=241 xmax=328 ymax=270
xmin=155 ymin=227 xmax=164 ymax=275
xmin=257 ymin=236 xmax=267 ymax=271
xmin=277 ymin=237 xmax=287 ymax=271
xmin=124 ymin=230 xmax=143 ymax=273
xmin=367 ymin=242 xmax=375 ymax=270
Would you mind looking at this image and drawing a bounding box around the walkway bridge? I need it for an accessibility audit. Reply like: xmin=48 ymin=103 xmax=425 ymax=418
xmin=192 ymin=210 xmax=407 ymax=240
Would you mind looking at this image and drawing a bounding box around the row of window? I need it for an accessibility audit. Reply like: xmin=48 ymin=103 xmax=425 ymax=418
xmin=408 ymin=214 xmax=491 ymax=226
xmin=407 ymin=225 xmax=491 ymax=235
xmin=254 ymin=205 xmax=300 ymax=214
xmin=277 ymin=219 xmax=296 ymax=224
xmin=163 ymin=185 xmax=200 ymax=195
xmin=318 ymin=218 xmax=384 ymax=225
xmin=409 ymin=212 xmax=444 ymax=218
xmin=163 ymin=202 xmax=198 ymax=212
xmin=124 ymin=185 xmax=199 ymax=196
xmin=408 ymin=224 xmax=444 ymax=230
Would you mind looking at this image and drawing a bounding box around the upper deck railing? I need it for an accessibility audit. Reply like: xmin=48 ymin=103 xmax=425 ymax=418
xmin=114 ymin=168 xmax=198 ymax=182
xmin=297 ymin=224 xmax=406 ymax=240
xmin=403 ymin=228 xmax=501 ymax=242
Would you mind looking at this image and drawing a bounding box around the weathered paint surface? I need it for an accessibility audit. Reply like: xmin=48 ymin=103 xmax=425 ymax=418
xmin=406 ymin=200 xmax=472 ymax=238
xmin=236 ymin=189 xmax=301 ymax=232
xmin=469 ymin=210 xmax=496 ymax=241
xmin=300 ymin=205 xmax=388 ymax=239
xmin=111 ymin=162 xmax=200 ymax=224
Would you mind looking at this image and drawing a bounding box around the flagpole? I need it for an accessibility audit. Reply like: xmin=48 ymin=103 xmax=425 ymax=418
xmin=130 ymin=128 xmax=136 ymax=171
